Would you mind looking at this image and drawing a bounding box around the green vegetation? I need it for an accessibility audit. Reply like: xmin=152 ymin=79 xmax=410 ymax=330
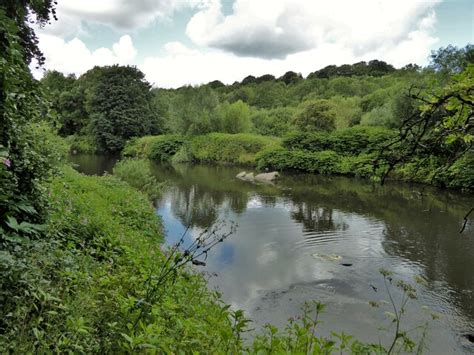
xmin=124 ymin=133 xmax=280 ymax=166
xmin=113 ymin=158 xmax=164 ymax=200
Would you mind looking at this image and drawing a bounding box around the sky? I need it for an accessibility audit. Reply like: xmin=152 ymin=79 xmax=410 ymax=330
xmin=33 ymin=0 xmax=473 ymax=88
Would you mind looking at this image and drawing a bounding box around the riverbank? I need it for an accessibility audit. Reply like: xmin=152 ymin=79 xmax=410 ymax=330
xmin=118 ymin=129 xmax=474 ymax=192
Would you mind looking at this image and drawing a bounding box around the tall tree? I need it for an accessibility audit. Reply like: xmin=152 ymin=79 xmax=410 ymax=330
xmin=89 ymin=65 xmax=161 ymax=152
xmin=1 ymin=2 xmax=56 ymax=230
xmin=293 ymin=99 xmax=336 ymax=132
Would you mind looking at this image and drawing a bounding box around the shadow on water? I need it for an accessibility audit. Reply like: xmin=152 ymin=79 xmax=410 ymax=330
xmin=70 ymin=155 xmax=474 ymax=353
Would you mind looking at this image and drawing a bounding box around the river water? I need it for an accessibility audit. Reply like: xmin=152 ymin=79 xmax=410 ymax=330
xmin=70 ymin=155 xmax=474 ymax=353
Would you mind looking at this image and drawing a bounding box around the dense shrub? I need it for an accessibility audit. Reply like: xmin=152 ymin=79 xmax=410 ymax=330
xmin=66 ymin=134 xmax=98 ymax=154
xmin=122 ymin=135 xmax=185 ymax=161
xmin=148 ymin=135 xmax=186 ymax=161
xmin=256 ymin=147 xmax=377 ymax=178
xmin=283 ymin=126 xmax=396 ymax=155
xmin=189 ymin=133 xmax=280 ymax=165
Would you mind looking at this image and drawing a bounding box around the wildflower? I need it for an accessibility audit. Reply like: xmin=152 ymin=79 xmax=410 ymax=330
xmin=2 ymin=158 xmax=11 ymax=168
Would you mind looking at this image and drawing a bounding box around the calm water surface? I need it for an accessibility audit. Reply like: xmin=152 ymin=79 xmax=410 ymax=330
xmin=70 ymin=155 xmax=474 ymax=353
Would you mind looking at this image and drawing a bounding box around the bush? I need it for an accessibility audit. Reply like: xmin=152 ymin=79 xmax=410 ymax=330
xmin=122 ymin=135 xmax=185 ymax=161
xmin=189 ymin=133 xmax=280 ymax=165
xmin=66 ymin=134 xmax=99 ymax=154
xmin=293 ymin=99 xmax=336 ymax=132
xmin=256 ymin=148 xmax=342 ymax=174
xmin=148 ymin=135 xmax=185 ymax=161
xmin=113 ymin=159 xmax=164 ymax=200
xmin=256 ymin=147 xmax=377 ymax=178
xmin=283 ymin=126 xmax=396 ymax=156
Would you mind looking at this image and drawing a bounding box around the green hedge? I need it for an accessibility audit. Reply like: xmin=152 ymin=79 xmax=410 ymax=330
xmin=122 ymin=135 xmax=185 ymax=161
xmin=283 ymin=126 xmax=396 ymax=155
xmin=189 ymin=133 xmax=280 ymax=165
xmin=256 ymin=147 xmax=376 ymax=177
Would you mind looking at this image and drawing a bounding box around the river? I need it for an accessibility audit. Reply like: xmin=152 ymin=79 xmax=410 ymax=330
xmin=70 ymin=154 xmax=474 ymax=353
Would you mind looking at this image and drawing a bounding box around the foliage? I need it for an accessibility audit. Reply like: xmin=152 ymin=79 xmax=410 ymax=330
xmin=283 ymin=126 xmax=396 ymax=155
xmin=168 ymin=86 xmax=220 ymax=135
xmin=377 ymin=64 xmax=473 ymax=187
xmin=293 ymin=99 xmax=337 ymax=132
xmin=123 ymin=135 xmax=185 ymax=161
xmin=89 ymin=65 xmax=161 ymax=153
xmin=429 ymin=44 xmax=474 ymax=75
xmin=0 ymin=8 xmax=53 ymax=239
xmin=66 ymin=134 xmax=98 ymax=154
xmin=189 ymin=133 xmax=280 ymax=165
xmin=217 ymin=100 xmax=252 ymax=133
xmin=1 ymin=0 xmax=57 ymax=65
xmin=256 ymin=147 xmax=377 ymax=178
xmin=251 ymin=106 xmax=296 ymax=136
xmin=113 ymin=159 xmax=164 ymax=200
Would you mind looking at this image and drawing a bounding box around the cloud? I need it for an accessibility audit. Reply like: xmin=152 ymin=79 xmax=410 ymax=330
xmin=33 ymin=34 xmax=138 ymax=78
xmin=186 ymin=0 xmax=441 ymax=59
xmin=40 ymin=0 xmax=206 ymax=37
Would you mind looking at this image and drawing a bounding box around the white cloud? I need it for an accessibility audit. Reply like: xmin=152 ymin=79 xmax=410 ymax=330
xmin=186 ymin=0 xmax=441 ymax=59
xmin=33 ymin=34 xmax=138 ymax=78
xmin=40 ymin=0 xmax=206 ymax=37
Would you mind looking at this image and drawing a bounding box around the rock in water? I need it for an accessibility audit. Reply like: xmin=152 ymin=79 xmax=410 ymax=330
xmin=236 ymin=171 xmax=255 ymax=182
xmin=255 ymin=171 xmax=279 ymax=182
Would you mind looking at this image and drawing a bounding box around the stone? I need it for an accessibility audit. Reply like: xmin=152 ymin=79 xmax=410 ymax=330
xmin=255 ymin=171 xmax=279 ymax=182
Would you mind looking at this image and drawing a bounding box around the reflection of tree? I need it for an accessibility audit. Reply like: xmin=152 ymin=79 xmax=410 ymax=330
xmin=291 ymin=203 xmax=347 ymax=233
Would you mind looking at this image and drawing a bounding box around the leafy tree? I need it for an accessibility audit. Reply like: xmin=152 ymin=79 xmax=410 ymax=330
xmin=0 ymin=3 xmax=56 ymax=233
xmin=89 ymin=65 xmax=160 ymax=152
xmin=251 ymin=106 xmax=296 ymax=136
xmin=207 ymin=80 xmax=225 ymax=89
xmin=278 ymin=71 xmax=303 ymax=85
xmin=41 ymin=70 xmax=89 ymax=135
xmin=2 ymin=0 xmax=57 ymax=65
xmin=252 ymin=81 xmax=288 ymax=108
xmin=255 ymin=74 xmax=275 ymax=83
xmin=170 ymin=86 xmax=220 ymax=135
xmin=377 ymin=64 xmax=473 ymax=186
xmin=429 ymin=44 xmax=474 ymax=75
xmin=218 ymin=100 xmax=252 ymax=134
xmin=241 ymin=75 xmax=257 ymax=85
xmin=293 ymin=99 xmax=336 ymax=132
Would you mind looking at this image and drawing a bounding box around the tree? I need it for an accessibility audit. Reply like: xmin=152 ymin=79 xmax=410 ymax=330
xmin=218 ymin=100 xmax=251 ymax=134
xmin=170 ymin=86 xmax=220 ymax=135
xmin=293 ymin=99 xmax=336 ymax=132
xmin=429 ymin=44 xmax=474 ymax=75
xmin=278 ymin=71 xmax=303 ymax=85
xmin=377 ymin=64 xmax=473 ymax=184
xmin=89 ymin=65 xmax=160 ymax=152
xmin=41 ymin=71 xmax=89 ymax=135
xmin=2 ymin=0 xmax=57 ymax=65
xmin=1 ymin=2 xmax=57 ymax=231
